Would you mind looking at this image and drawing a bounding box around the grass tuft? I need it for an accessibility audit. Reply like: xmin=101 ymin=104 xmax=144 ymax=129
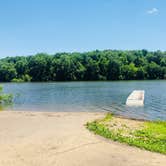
xmin=86 ymin=114 xmax=166 ymax=154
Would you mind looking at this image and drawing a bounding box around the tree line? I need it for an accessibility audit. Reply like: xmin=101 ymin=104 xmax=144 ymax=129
xmin=0 ymin=49 xmax=166 ymax=82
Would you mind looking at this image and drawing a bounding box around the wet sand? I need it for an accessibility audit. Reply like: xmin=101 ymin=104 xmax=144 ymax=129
xmin=0 ymin=111 xmax=165 ymax=166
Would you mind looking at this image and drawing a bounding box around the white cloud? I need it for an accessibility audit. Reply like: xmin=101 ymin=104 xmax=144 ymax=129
xmin=147 ymin=8 xmax=159 ymax=14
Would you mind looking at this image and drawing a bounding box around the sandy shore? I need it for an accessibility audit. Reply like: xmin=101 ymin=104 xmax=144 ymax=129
xmin=0 ymin=111 xmax=165 ymax=166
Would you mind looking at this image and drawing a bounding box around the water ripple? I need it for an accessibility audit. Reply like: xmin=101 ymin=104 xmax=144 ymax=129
xmin=1 ymin=81 xmax=166 ymax=121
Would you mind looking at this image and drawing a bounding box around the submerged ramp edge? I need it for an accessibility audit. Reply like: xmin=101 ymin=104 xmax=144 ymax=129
xmin=126 ymin=90 xmax=145 ymax=106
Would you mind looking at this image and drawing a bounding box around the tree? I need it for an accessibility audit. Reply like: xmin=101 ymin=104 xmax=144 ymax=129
xmin=28 ymin=53 xmax=52 ymax=81
xmin=55 ymin=55 xmax=77 ymax=81
xmin=121 ymin=63 xmax=138 ymax=80
xmin=0 ymin=50 xmax=166 ymax=81
xmin=15 ymin=58 xmax=28 ymax=76
xmin=84 ymin=59 xmax=100 ymax=80
xmin=146 ymin=62 xmax=163 ymax=79
xmin=0 ymin=62 xmax=17 ymax=82
xmin=136 ymin=67 xmax=146 ymax=80
xmin=107 ymin=59 xmax=121 ymax=80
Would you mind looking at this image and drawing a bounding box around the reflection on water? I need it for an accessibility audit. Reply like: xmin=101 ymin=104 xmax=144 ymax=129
xmin=1 ymin=81 xmax=166 ymax=121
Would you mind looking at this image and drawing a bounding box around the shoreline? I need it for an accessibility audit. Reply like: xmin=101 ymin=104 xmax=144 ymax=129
xmin=4 ymin=109 xmax=160 ymax=122
xmin=0 ymin=111 xmax=165 ymax=166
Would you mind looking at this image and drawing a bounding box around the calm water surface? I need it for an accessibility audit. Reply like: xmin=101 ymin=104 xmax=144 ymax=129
xmin=1 ymin=81 xmax=166 ymax=121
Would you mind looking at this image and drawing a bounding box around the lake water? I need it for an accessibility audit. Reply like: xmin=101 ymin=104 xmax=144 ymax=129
xmin=1 ymin=81 xmax=166 ymax=121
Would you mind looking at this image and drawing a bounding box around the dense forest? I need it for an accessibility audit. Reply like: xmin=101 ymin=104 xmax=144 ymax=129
xmin=0 ymin=50 xmax=166 ymax=82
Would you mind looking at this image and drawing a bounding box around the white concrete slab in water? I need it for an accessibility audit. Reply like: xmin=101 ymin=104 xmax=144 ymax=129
xmin=126 ymin=90 xmax=145 ymax=106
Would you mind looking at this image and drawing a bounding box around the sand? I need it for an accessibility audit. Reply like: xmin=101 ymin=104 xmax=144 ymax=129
xmin=0 ymin=111 xmax=165 ymax=166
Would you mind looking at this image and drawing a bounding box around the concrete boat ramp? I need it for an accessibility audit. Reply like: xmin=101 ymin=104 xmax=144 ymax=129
xmin=126 ymin=90 xmax=145 ymax=106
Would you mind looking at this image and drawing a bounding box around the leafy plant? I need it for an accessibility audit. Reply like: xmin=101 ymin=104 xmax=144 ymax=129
xmin=0 ymin=86 xmax=13 ymax=104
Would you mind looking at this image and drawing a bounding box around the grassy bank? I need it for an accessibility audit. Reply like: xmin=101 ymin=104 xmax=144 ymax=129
xmin=86 ymin=114 xmax=166 ymax=154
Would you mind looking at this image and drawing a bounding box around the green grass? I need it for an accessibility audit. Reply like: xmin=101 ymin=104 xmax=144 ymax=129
xmin=86 ymin=114 xmax=166 ymax=154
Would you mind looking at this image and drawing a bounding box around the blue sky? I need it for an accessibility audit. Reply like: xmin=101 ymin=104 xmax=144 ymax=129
xmin=0 ymin=0 xmax=166 ymax=58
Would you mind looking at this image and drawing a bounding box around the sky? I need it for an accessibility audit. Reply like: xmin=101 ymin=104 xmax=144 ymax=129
xmin=0 ymin=0 xmax=166 ymax=58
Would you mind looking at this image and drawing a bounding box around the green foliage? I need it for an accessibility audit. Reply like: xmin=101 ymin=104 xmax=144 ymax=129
xmin=0 ymin=62 xmax=17 ymax=82
xmin=21 ymin=74 xmax=32 ymax=82
xmin=146 ymin=62 xmax=164 ymax=79
xmin=11 ymin=74 xmax=32 ymax=82
xmin=11 ymin=78 xmax=24 ymax=83
xmin=0 ymin=50 xmax=166 ymax=82
xmin=101 ymin=113 xmax=113 ymax=122
xmin=136 ymin=67 xmax=146 ymax=80
xmin=87 ymin=114 xmax=166 ymax=154
xmin=0 ymin=86 xmax=13 ymax=104
xmin=121 ymin=63 xmax=138 ymax=80
xmin=107 ymin=59 xmax=121 ymax=80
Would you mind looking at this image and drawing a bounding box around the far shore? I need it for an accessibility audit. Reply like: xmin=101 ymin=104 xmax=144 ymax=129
xmin=0 ymin=111 xmax=165 ymax=166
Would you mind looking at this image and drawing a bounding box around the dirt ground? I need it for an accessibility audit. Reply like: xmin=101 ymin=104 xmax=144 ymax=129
xmin=0 ymin=111 xmax=165 ymax=166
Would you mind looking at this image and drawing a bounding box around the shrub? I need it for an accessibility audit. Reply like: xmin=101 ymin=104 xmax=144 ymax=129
xmin=0 ymin=86 xmax=13 ymax=104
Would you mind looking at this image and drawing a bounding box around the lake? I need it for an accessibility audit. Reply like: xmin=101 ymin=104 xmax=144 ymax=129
xmin=1 ymin=81 xmax=166 ymax=121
